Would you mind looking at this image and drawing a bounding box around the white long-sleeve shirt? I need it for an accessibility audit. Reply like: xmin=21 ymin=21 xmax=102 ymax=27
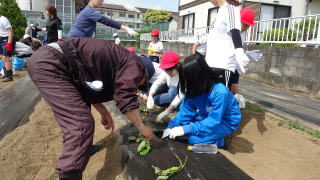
xmin=149 ymin=72 xmax=182 ymax=108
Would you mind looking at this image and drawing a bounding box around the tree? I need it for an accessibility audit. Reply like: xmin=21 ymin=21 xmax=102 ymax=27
xmin=0 ymin=0 xmax=27 ymax=40
xmin=143 ymin=9 xmax=172 ymax=25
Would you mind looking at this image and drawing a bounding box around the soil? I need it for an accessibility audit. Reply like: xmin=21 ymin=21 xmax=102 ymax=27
xmin=0 ymin=69 xmax=28 ymax=89
xmin=0 ymin=100 xmax=319 ymax=180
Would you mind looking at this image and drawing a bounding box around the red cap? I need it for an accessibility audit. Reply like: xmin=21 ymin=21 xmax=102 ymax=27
xmin=241 ymin=8 xmax=256 ymax=26
xmin=159 ymin=51 xmax=180 ymax=69
xmin=128 ymin=48 xmax=135 ymax=53
xmin=151 ymin=29 xmax=160 ymax=36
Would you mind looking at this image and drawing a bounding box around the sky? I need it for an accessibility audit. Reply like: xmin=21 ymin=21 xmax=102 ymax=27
xmin=104 ymin=0 xmax=179 ymax=12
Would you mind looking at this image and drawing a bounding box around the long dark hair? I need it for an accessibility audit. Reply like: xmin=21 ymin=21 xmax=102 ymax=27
xmin=178 ymin=54 xmax=218 ymax=98
xmin=77 ymin=0 xmax=90 ymax=13
xmin=226 ymin=0 xmax=242 ymax=6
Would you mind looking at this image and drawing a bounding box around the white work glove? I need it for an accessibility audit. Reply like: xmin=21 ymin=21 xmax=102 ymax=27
xmin=162 ymin=128 xmax=171 ymax=138
xmin=235 ymin=48 xmax=250 ymax=74
xmin=125 ymin=27 xmax=138 ymax=37
xmin=147 ymin=96 xmax=155 ymax=109
xmin=245 ymin=50 xmax=262 ymax=61
xmin=169 ymin=126 xmax=185 ymax=139
xmin=234 ymin=94 xmax=246 ymax=109
xmin=155 ymin=108 xmax=173 ymax=122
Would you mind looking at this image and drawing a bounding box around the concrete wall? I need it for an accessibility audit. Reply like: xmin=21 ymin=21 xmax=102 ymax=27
xmin=140 ymin=40 xmax=320 ymax=97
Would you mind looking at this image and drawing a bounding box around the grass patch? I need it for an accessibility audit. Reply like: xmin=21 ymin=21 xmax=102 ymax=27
xmin=246 ymin=103 xmax=266 ymax=113
xmin=277 ymin=120 xmax=320 ymax=139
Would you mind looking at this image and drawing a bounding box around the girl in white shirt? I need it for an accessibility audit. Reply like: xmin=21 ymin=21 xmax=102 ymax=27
xmin=147 ymin=51 xmax=182 ymax=122
xmin=206 ymin=0 xmax=249 ymax=88
xmin=148 ymin=29 xmax=163 ymax=63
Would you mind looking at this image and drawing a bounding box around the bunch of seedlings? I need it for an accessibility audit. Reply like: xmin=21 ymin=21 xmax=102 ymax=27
xmin=128 ymin=134 xmax=151 ymax=155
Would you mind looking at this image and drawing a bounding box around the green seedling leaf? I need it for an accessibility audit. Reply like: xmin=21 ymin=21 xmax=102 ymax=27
xmin=137 ymin=140 xmax=146 ymax=152
xmin=135 ymin=137 xmax=144 ymax=143
xmin=139 ymin=141 xmax=151 ymax=155
xmin=152 ymin=166 xmax=161 ymax=175
xmin=156 ymin=176 xmax=168 ymax=180
xmin=128 ymin=136 xmax=137 ymax=141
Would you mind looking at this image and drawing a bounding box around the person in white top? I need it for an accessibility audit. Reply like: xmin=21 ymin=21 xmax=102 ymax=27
xmin=230 ymin=8 xmax=258 ymax=95
xmin=148 ymin=29 xmax=163 ymax=63
xmin=147 ymin=51 xmax=183 ymax=122
xmin=206 ymin=0 xmax=250 ymax=88
xmin=192 ymin=33 xmax=207 ymax=57
xmin=113 ymin=33 xmax=121 ymax=46
xmin=0 ymin=15 xmax=15 ymax=82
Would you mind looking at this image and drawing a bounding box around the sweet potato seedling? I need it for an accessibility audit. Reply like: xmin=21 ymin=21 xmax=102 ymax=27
xmin=128 ymin=134 xmax=151 ymax=155
xmin=152 ymin=154 xmax=187 ymax=180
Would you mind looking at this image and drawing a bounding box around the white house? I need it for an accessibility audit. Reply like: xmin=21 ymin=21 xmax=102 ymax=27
xmin=178 ymin=0 xmax=320 ymax=30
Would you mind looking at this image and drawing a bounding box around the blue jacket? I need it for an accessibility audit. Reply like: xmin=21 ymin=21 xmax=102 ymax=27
xmin=168 ymin=83 xmax=241 ymax=147
xmin=68 ymin=5 xmax=121 ymax=38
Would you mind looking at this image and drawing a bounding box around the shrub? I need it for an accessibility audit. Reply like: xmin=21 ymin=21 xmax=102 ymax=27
xmin=295 ymin=18 xmax=319 ymax=41
xmin=0 ymin=0 xmax=27 ymax=40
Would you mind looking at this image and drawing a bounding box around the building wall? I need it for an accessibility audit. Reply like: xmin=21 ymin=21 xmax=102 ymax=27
xmin=307 ymin=0 xmax=320 ymax=15
xmin=245 ymin=0 xmax=307 ymax=17
xmin=179 ymin=2 xmax=214 ymax=29
xmin=169 ymin=19 xmax=178 ymax=31
xmin=97 ymin=8 xmax=143 ymax=30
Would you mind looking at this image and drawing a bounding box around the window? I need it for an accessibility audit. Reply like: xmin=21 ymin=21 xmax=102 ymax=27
xmin=30 ymin=0 xmax=32 ymax=10
xmin=182 ymin=13 xmax=195 ymax=30
xmin=128 ymin=14 xmax=135 ymax=18
xmin=119 ymin=12 xmax=126 ymax=17
xmin=136 ymin=24 xmax=141 ymax=29
xmin=128 ymin=24 xmax=134 ymax=28
xmin=137 ymin=14 xmax=140 ymax=19
xmin=207 ymin=7 xmax=218 ymax=27
xmin=260 ymin=4 xmax=291 ymax=28
xmin=183 ymin=13 xmax=195 ymax=34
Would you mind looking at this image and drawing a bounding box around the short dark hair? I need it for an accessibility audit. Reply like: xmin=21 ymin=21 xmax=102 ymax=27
xmin=178 ymin=54 xmax=218 ymax=97
xmin=46 ymin=5 xmax=57 ymax=17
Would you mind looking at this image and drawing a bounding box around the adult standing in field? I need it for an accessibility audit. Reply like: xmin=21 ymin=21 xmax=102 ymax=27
xmin=43 ymin=5 xmax=63 ymax=44
xmin=0 ymin=15 xmax=15 ymax=82
xmin=206 ymin=0 xmax=250 ymax=88
xmin=68 ymin=0 xmax=138 ymax=38
xmin=28 ymin=37 xmax=155 ymax=180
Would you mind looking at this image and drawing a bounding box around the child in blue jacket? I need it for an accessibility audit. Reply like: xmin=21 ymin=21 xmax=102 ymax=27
xmin=162 ymin=54 xmax=241 ymax=147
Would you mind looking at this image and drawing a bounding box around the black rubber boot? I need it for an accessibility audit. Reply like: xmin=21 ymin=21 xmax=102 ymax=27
xmin=2 ymin=69 xmax=13 ymax=82
xmin=59 ymin=170 xmax=82 ymax=180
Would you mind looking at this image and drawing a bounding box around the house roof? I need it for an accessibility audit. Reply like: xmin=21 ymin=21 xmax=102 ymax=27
xmin=135 ymin=7 xmax=149 ymax=13
xmin=101 ymin=3 xmax=127 ymax=11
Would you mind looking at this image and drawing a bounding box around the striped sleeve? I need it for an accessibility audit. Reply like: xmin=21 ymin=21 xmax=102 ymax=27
xmin=226 ymin=4 xmax=241 ymax=32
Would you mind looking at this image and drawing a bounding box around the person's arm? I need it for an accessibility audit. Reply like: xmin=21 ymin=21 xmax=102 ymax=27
xmin=192 ymin=42 xmax=199 ymax=54
xmin=167 ymin=97 xmax=196 ymax=129
xmin=125 ymin=109 xmax=154 ymax=140
xmin=93 ymin=103 xmax=115 ymax=133
xmin=7 ymin=28 xmax=13 ymax=44
xmin=57 ymin=18 xmax=63 ymax=41
xmin=226 ymin=5 xmax=249 ymax=74
xmin=148 ymin=72 xmax=167 ymax=97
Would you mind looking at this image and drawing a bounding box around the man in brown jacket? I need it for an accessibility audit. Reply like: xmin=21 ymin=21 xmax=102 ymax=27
xmin=28 ymin=38 xmax=155 ymax=179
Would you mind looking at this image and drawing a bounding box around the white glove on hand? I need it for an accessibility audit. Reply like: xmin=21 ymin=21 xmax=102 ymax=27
xmin=147 ymin=96 xmax=155 ymax=109
xmin=155 ymin=108 xmax=173 ymax=122
xmin=169 ymin=126 xmax=185 ymax=139
xmin=245 ymin=50 xmax=262 ymax=61
xmin=162 ymin=128 xmax=171 ymax=138
xmin=235 ymin=48 xmax=250 ymax=74
xmin=126 ymin=27 xmax=138 ymax=37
